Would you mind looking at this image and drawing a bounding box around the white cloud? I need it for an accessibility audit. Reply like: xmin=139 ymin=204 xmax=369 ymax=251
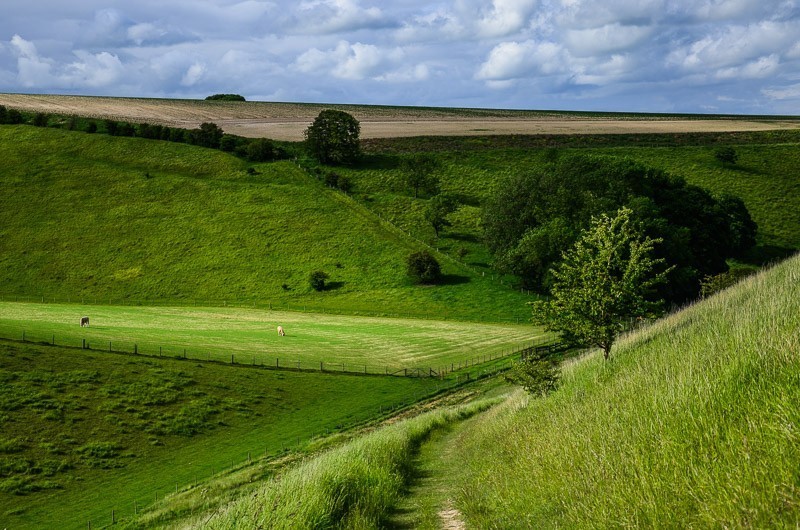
xmin=762 ymin=83 xmax=800 ymax=100
xmin=476 ymin=40 xmax=567 ymax=80
xmin=181 ymin=62 xmax=206 ymax=86
xmin=64 ymin=51 xmax=125 ymax=87
xmin=564 ymin=23 xmax=652 ymax=57
xmin=716 ymin=54 xmax=780 ymax=80
xmin=294 ymin=0 xmax=391 ymax=34
xmin=10 ymin=35 xmax=54 ymax=87
xmin=476 ymin=0 xmax=539 ymax=38
xmin=294 ymin=40 xmax=404 ymax=80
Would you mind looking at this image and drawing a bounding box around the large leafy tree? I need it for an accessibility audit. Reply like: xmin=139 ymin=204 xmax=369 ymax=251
xmin=483 ymin=155 xmax=757 ymax=304
xmin=305 ymin=110 xmax=361 ymax=165
xmin=531 ymin=207 xmax=671 ymax=360
xmin=401 ymin=154 xmax=440 ymax=198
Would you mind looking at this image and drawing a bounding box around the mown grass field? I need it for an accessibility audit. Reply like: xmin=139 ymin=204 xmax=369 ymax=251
xmin=0 ymin=302 xmax=543 ymax=371
xmin=448 ymin=253 xmax=800 ymax=527
xmin=0 ymin=339 xmax=446 ymax=529
xmin=0 ymin=125 xmax=532 ymax=322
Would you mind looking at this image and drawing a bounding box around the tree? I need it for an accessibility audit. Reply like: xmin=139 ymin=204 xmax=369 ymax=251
xmin=401 ymin=155 xmax=439 ymax=198
xmin=530 ymin=207 xmax=670 ymax=360
xmin=188 ymin=122 xmax=224 ymax=149
xmin=304 ymin=110 xmax=360 ymax=165
xmin=309 ymin=270 xmax=329 ymax=291
xmin=246 ymin=138 xmax=282 ymax=161
xmin=424 ymin=195 xmax=457 ymax=238
xmin=406 ymin=250 xmax=441 ymax=284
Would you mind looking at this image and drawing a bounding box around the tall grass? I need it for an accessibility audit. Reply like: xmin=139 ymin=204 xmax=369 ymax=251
xmin=452 ymin=253 xmax=800 ymax=528
xmin=175 ymin=399 xmax=500 ymax=529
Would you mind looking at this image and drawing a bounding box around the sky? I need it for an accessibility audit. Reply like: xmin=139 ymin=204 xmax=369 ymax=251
xmin=0 ymin=0 xmax=799 ymax=114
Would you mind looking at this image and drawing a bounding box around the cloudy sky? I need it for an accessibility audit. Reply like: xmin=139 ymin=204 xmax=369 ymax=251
xmin=1 ymin=0 xmax=799 ymax=114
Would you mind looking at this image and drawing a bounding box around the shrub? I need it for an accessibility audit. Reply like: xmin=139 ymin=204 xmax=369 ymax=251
xmin=406 ymin=251 xmax=441 ymax=284
xmin=32 ymin=113 xmax=49 ymax=127
xmin=714 ymin=146 xmax=738 ymax=166
xmin=85 ymin=121 xmax=97 ymax=134
xmin=505 ymin=352 xmax=560 ymax=396
xmin=246 ymin=138 xmax=282 ymax=162
xmin=309 ymin=270 xmax=330 ymax=291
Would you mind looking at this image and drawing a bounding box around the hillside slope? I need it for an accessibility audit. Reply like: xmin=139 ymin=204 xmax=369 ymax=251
xmin=449 ymin=252 xmax=800 ymax=527
xmin=0 ymin=126 xmax=530 ymax=321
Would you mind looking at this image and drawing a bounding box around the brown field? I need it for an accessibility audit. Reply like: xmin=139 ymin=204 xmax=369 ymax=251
xmin=2 ymin=93 xmax=799 ymax=141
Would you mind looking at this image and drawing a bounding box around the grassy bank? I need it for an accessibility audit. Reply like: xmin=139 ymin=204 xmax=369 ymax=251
xmin=0 ymin=340 xmax=445 ymax=529
xmin=450 ymin=253 xmax=800 ymax=527
xmin=168 ymin=397 xmax=501 ymax=529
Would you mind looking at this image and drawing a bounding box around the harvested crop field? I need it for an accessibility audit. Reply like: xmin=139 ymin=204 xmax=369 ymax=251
xmin=2 ymin=93 xmax=799 ymax=141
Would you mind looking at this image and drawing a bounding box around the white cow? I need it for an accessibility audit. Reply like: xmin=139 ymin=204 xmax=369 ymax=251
xmin=277 ymin=325 xmax=285 ymax=336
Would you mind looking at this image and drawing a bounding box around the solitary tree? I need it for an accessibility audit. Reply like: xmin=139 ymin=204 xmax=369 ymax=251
xmin=530 ymin=207 xmax=670 ymax=360
xmin=424 ymin=194 xmax=457 ymax=238
xmin=401 ymin=155 xmax=439 ymax=198
xmin=309 ymin=270 xmax=330 ymax=291
xmin=305 ymin=110 xmax=361 ymax=165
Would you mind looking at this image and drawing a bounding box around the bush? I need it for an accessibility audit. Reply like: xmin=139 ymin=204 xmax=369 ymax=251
xmin=304 ymin=109 xmax=361 ymax=165
xmin=32 ymin=113 xmax=49 ymax=127
xmin=714 ymin=146 xmax=738 ymax=166
xmin=406 ymin=251 xmax=441 ymax=284
xmin=85 ymin=121 xmax=97 ymax=134
xmin=246 ymin=138 xmax=282 ymax=162
xmin=505 ymin=352 xmax=560 ymax=396
xmin=309 ymin=270 xmax=330 ymax=291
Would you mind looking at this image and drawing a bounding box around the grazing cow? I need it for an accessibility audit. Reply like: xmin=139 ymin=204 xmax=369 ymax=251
xmin=277 ymin=325 xmax=285 ymax=336
xmin=80 ymin=316 xmax=90 ymax=327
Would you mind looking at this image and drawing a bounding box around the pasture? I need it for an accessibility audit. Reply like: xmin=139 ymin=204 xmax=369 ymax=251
xmin=0 ymin=339 xmax=447 ymax=529
xmin=0 ymin=302 xmax=544 ymax=371
xmin=0 ymin=126 xmax=532 ymax=322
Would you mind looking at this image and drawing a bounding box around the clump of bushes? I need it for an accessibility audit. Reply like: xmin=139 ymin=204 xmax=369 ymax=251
xmin=406 ymin=250 xmax=441 ymax=284
xmin=205 ymin=94 xmax=246 ymax=101
xmin=309 ymin=270 xmax=330 ymax=291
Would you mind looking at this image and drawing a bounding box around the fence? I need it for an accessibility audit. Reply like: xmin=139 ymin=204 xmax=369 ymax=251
xmin=1 ymin=327 xmax=559 ymax=380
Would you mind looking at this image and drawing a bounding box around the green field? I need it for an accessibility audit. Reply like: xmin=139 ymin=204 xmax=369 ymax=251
xmin=0 ymin=302 xmax=543 ymax=371
xmin=0 ymin=339 xmax=449 ymax=529
xmin=0 ymin=125 xmax=532 ymax=322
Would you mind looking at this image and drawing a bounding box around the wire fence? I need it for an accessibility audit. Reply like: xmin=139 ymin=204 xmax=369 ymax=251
xmin=1 ymin=327 xmax=559 ymax=379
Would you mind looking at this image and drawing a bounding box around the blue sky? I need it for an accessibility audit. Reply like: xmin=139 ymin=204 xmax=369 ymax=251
xmin=1 ymin=0 xmax=798 ymax=114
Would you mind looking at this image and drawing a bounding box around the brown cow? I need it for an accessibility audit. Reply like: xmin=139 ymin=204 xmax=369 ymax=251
xmin=80 ymin=316 xmax=90 ymax=327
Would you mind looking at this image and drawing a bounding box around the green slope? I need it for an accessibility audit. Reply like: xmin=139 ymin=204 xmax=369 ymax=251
xmin=337 ymin=139 xmax=800 ymax=266
xmin=0 ymin=126 xmax=530 ymax=321
xmin=449 ymin=253 xmax=800 ymax=527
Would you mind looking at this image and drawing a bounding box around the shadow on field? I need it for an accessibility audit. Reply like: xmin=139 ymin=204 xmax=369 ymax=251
xmin=439 ymin=274 xmax=470 ymax=286
xmin=323 ymin=281 xmax=346 ymax=291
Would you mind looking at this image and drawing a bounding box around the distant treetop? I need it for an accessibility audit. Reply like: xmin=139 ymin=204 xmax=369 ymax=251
xmin=205 ymin=94 xmax=246 ymax=102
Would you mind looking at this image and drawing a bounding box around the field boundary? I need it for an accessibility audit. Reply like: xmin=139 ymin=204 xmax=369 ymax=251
xmin=0 ymin=331 xmax=560 ymax=380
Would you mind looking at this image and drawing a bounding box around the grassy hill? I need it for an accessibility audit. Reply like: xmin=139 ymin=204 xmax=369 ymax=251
xmin=139 ymin=252 xmax=800 ymax=528
xmin=152 ymin=250 xmax=800 ymax=529
xmin=0 ymin=125 xmax=531 ymax=322
xmin=336 ymin=134 xmax=800 ymax=267
xmin=449 ymin=252 xmax=800 ymax=527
